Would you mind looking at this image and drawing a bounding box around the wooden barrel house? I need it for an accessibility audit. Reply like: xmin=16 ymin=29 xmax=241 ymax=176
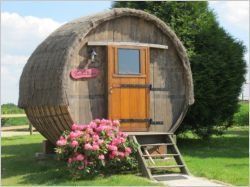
xmin=18 ymin=8 xmax=194 ymax=145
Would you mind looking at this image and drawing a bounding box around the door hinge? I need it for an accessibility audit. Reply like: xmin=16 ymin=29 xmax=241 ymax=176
xmin=119 ymin=84 xmax=151 ymax=89
xmin=149 ymin=85 xmax=168 ymax=91
xmin=120 ymin=118 xmax=150 ymax=123
xmin=119 ymin=118 xmax=164 ymax=125
xmin=149 ymin=119 xmax=164 ymax=125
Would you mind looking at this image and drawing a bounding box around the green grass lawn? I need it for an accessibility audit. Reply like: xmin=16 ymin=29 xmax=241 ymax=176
xmin=178 ymin=126 xmax=249 ymax=186
xmin=2 ymin=127 xmax=248 ymax=186
xmin=2 ymin=117 xmax=29 ymax=127
xmin=1 ymin=135 xmax=158 ymax=186
xmin=1 ymin=101 xmax=249 ymax=186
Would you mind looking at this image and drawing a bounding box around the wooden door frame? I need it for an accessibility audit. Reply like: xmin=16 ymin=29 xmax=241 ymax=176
xmin=107 ymin=45 xmax=150 ymax=131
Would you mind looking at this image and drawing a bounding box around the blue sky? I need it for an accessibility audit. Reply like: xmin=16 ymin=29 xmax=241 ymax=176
xmin=1 ymin=1 xmax=249 ymax=104
xmin=1 ymin=1 xmax=112 ymax=22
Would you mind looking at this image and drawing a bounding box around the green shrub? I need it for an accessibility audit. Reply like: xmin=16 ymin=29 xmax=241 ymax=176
xmin=1 ymin=118 xmax=9 ymax=126
xmin=233 ymin=102 xmax=249 ymax=126
xmin=56 ymin=119 xmax=138 ymax=179
xmin=1 ymin=103 xmax=28 ymax=126
xmin=1 ymin=103 xmax=25 ymax=114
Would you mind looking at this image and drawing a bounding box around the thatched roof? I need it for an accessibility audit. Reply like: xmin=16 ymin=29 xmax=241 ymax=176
xmin=18 ymin=8 xmax=194 ymax=108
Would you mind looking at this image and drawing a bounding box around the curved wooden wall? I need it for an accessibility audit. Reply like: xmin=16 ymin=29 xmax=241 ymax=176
xmin=25 ymin=106 xmax=73 ymax=143
xmin=66 ymin=16 xmax=188 ymax=132
xmin=18 ymin=9 xmax=194 ymax=144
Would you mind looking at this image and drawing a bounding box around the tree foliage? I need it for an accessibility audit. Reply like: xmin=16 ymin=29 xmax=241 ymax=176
xmin=112 ymin=1 xmax=247 ymax=138
xmin=1 ymin=103 xmax=25 ymax=114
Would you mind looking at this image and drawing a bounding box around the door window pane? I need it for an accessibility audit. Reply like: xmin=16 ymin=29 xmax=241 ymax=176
xmin=118 ymin=48 xmax=140 ymax=74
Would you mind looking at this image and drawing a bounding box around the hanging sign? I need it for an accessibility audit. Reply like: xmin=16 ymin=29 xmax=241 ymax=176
xmin=70 ymin=68 xmax=100 ymax=79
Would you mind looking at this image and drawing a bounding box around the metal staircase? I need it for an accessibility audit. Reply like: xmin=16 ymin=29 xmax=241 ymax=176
xmin=130 ymin=133 xmax=190 ymax=180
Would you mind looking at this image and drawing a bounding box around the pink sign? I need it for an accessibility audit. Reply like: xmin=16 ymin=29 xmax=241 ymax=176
xmin=70 ymin=68 xmax=100 ymax=79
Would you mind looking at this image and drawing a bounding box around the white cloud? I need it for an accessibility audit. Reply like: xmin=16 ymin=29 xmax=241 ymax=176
xmin=1 ymin=12 xmax=63 ymax=104
xmin=2 ymin=54 xmax=29 ymax=66
xmin=1 ymin=12 xmax=63 ymax=55
xmin=209 ymin=1 xmax=249 ymax=31
xmin=222 ymin=2 xmax=249 ymax=31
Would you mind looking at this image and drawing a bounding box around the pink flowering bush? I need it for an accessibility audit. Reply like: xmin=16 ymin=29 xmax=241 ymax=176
xmin=55 ymin=119 xmax=138 ymax=178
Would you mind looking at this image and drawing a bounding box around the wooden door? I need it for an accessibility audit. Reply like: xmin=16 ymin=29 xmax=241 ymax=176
xmin=108 ymin=45 xmax=150 ymax=131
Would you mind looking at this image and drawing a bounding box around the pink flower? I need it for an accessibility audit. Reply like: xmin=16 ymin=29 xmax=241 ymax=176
xmin=118 ymin=152 xmax=125 ymax=158
xmin=109 ymin=154 xmax=115 ymax=159
xmin=92 ymin=144 xmax=99 ymax=151
xmin=125 ymin=147 xmax=132 ymax=154
xmin=84 ymin=160 xmax=89 ymax=166
xmin=57 ymin=120 xmax=136 ymax=172
xmin=112 ymin=137 xmax=124 ymax=145
xmin=93 ymin=134 xmax=99 ymax=141
xmin=105 ymin=126 xmax=112 ymax=131
xmin=113 ymin=120 xmax=120 ymax=126
xmin=83 ymin=134 xmax=90 ymax=141
xmin=69 ymin=132 xmax=78 ymax=140
xmin=108 ymin=145 xmax=118 ymax=151
xmin=84 ymin=143 xmax=92 ymax=150
xmin=107 ymin=131 xmax=114 ymax=138
xmin=69 ymin=131 xmax=82 ymax=140
xmin=111 ymin=151 xmax=119 ymax=156
xmin=95 ymin=125 xmax=106 ymax=132
xmin=120 ymin=137 xmax=126 ymax=143
xmin=76 ymin=154 xmax=84 ymax=161
xmin=78 ymin=124 xmax=88 ymax=131
xmin=98 ymin=139 xmax=104 ymax=145
xmin=95 ymin=119 xmax=101 ymax=123
xmin=71 ymin=123 xmax=78 ymax=131
xmin=98 ymin=154 xmax=105 ymax=160
xmin=86 ymin=127 xmax=94 ymax=134
xmin=70 ymin=140 xmax=79 ymax=147
xmin=118 ymin=131 xmax=128 ymax=138
xmin=101 ymin=119 xmax=108 ymax=124
xmin=107 ymin=119 xmax=112 ymax=124
xmin=89 ymin=121 xmax=97 ymax=128
xmin=68 ymin=158 xmax=72 ymax=163
xmin=56 ymin=139 xmax=67 ymax=146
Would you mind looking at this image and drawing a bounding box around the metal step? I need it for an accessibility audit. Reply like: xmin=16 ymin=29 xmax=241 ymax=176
xmin=148 ymin=165 xmax=185 ymax=169
xmin=142 ymin=153 xmax=179 ymax=158
xmin=140 ymin=143 xmax=174 ymax=147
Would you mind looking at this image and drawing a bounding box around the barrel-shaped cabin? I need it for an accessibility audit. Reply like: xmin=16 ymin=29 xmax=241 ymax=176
xmin=18 ymin=8 xmax=194 ymax=144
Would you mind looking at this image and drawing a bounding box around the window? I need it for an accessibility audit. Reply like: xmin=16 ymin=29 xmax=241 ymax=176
xmin=118 ymin=48 xmax=140 ymax=75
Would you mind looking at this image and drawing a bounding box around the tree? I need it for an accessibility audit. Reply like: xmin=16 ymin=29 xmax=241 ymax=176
xmin=113 ymin=1 xmax=247 ymax=138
